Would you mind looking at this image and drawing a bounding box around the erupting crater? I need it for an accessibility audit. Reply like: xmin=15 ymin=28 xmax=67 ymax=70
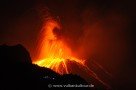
xmin=33 ymin=19 xmax=110 ymax=88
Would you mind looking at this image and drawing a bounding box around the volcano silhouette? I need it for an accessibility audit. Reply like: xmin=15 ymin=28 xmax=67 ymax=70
xmin=0 ymin=44 xmax=108 ymax=90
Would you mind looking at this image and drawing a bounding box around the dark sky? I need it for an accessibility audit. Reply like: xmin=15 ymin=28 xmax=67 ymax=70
xmin=0 ymin=0 xmax=136 ymax=89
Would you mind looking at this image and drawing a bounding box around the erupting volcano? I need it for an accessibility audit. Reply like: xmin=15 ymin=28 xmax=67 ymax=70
xmin=33 ymin=18 xmax=111 ymax=88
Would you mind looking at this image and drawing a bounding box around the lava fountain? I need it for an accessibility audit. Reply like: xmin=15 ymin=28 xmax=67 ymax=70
xmin=33 ymin=18 xmax=111 ymax=88
xmin=33 ymin=19 xmax=85 ymax=74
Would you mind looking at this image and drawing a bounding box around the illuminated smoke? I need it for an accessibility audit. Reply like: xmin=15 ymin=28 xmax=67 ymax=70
xmin=32 ymin=3 xmax=127 ymax=88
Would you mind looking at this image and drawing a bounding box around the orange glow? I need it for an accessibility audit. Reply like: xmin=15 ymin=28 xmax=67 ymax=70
xmin=33 ymin=19 xmax=85 ymax=74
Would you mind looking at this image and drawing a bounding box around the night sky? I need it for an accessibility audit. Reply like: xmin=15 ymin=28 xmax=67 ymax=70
xmin=0 ymin=0 xmax=136 ymax=89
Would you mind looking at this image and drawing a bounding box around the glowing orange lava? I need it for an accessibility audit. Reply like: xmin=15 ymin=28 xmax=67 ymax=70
xmin=33 ymin=19 xmax=85 ymax=74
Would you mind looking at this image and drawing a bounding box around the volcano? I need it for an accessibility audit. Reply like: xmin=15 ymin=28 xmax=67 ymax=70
xmin=32 ymin=18 xmax=112 ymax=89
